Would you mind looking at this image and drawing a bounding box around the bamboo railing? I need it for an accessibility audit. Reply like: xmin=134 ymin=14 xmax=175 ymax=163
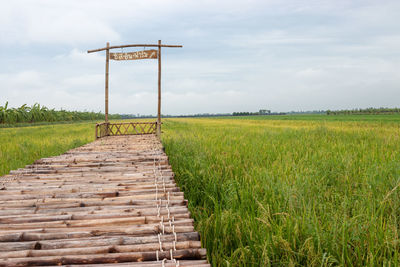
xmin=96 ymin=122 xmax=157 ymax=139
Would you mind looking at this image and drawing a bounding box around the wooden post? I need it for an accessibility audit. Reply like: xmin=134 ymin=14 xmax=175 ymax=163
xmin=105 ymin=42 xmax=110 ymax=123
xmin=157 ymin=40 xmax=162 ymax=137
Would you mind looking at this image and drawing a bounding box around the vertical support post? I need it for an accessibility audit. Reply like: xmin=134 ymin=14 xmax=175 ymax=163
xmin=157 ymin=40 xmax=162 ymax=137
xmin=105 ymin=42 xmax=110 ymax=123
xmin=95 ymin=124 xmax=98 ymax=139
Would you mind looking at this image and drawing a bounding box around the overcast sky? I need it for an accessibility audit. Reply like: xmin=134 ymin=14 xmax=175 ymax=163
xmin=1 ymin=0 xmax=399 ymax=115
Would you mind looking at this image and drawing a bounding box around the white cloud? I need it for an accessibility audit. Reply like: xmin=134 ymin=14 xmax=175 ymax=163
xmin=53 ymin=48 xmax=104 ymax=64
xmin=63 ymin=74 xmax=104 ymax=89
xmin=0 ymin=1 xmax=121 ymax=45
xmin=1 ymin=0 xmax=400 ymax=114
xmin=25 ymin=11 xmax=120 ymax=45
xmin=0 ymin=71 xmax=46 ymax=89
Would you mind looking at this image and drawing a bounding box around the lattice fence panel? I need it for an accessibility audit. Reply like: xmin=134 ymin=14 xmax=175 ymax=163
xmin=97 ymin=122 xmax=157 ymax=138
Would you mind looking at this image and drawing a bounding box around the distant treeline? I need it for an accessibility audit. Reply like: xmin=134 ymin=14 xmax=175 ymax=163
xmin=120 ymin=111 xmax=288 ymax=119
xmin=120 ymin=114 xmax=156 ymax=119
xmin=232 ymin=111 xmax=287 ymax=116
xmin=327 ymin=107 xmax=400 ymax=115
xmin=120 ymin=114 xmax=231 ymax=119
xmin=0 ymin=102 xmax=121 ymax=124
xmin=120 ymin=109 xmax=290 ymax=119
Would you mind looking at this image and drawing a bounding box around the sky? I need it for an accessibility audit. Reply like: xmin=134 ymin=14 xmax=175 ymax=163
xmin=1 ymin=0 xmax=399 ymax=115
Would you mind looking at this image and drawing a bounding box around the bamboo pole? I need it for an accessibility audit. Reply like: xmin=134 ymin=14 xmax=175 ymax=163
xmin=43 ymin=260 xmax=210 ymax=267
xmin=0 ymin=205 xmax=189 ymax=220
xmin=0 ymin=232 xmax=200 ymax=252
xmin=0 ymin=225 xmax=196 ymax=240
xmin=0 ymin=209 xmax=190 ymax=225
xmin=105 ymin=42 xmax=110 ymax=124
xmin=0 ymin=241 xmax=202 ymax=258
xmin=0 ymin=198 xmax=187 ymax=210
xmin=87 ymin=44 xmax=183 ymax=53
xmin=0 ymin=218 xmax=193 ymax=231
xmin=157 ymin=40 xmax=162 ymax=137
xmin=0 ymin=186 xmax=180 ymax=201
xmin=0 ymin=248 xmax=207 ymax=266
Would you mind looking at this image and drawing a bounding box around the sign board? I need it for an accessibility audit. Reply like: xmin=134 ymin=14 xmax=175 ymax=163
xmin=110 ymin=50 xmax=158 ymax=60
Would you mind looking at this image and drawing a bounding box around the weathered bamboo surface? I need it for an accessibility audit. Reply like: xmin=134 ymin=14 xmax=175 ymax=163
xmin=0 ymin=135 xmax=209 ymax=267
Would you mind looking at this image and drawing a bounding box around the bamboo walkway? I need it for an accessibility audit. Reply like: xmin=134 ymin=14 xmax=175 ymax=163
xmin=0 ymin=135 xmax=209 ymax=267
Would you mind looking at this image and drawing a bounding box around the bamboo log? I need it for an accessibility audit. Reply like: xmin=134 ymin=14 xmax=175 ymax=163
xmin=0 ymin=193 xmax=185 ymax=207
xmin=0 ymin=223 xmax=194 ymax=235
xmin=0 ymin=177 xmax=176 ymax=188
xmin=0 ymin=217 xmax=193 ymax=230
xmin=0 ymin=232 xmax=199 ymax=252
xmin=10 ymin=164 xmax=172 ymax=172
xmin=0 ymin=207 xmax=190 ymax=223
xmin=0 ymin=205 xmax=189 ymax=217
xmin=4 ymin=171 xmax=175 ymax=182
xmin=0 ymin=225 xmax=195 ymax=241
xmin=42 ymin=260 xmax=210 ymax=267
xmin=0 ymin=181 xmax=177 ymax=192
xmin=24 ymin=161 xmax=170 ymax=170
xmin=0 ymin=248 xmax=206 ymax=266
xmin=32 ymin=157 xmax=169 ymax=166
xmin=5 ymin=171 xmax=174 ymax=180
xmin=0 ymin=186 xmax=178 ymax=197
xmin=0 ymin=188 xmax=181 ymax=201
xmin=0 ymin=240 xmax=201 ymax=258
xmin=34 ymin=155 xmax=169 ymax=164
xmin=0 ymin=199 xmax=188 ymax=211
xmin=9 ymin=166 xmax=172 ymax=175
xmin=10 ymin=165 xmax=172 ymax=174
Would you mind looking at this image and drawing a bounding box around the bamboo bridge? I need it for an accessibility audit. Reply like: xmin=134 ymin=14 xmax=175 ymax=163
xmin=0 ymin=135 xmax=209 ymax=266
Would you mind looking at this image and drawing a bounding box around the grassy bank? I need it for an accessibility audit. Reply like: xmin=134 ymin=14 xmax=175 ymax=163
xmin=162 ymin=116 xmax=400 ymax=266
xmin=0 ymin=118 xmax=157 ymax=176
xmin=0 ymin=120 xmax=104 ymax=129
xmin=0 ymin=123 xmax=95 ymax=176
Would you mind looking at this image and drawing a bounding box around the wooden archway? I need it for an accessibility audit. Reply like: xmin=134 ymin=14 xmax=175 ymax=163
xmin=88 ymin=41 xmax=182 ymax=138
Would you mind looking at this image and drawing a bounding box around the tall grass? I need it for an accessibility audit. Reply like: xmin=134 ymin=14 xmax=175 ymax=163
xmin=0 ymin=123 xmax=95 ymax=176
xmin=162 ymin=117 xmax=400 ymax=266
xmin=0 ymin=118 xmax=155 ymax=176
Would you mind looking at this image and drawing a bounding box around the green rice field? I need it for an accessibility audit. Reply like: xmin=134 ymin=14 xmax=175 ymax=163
xmin=0 ymin=122 xmax=94 ymax=176
xmin=1 ymin=115 xmax=400 ymax=266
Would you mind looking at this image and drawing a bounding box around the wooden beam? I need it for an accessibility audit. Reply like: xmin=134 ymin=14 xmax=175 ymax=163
xmin=88 ymin=44 xmax=182 ymax=54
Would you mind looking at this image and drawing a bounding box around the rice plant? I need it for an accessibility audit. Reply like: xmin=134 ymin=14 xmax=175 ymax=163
xmin=162 ymin=117 xmax=400 ymax=266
